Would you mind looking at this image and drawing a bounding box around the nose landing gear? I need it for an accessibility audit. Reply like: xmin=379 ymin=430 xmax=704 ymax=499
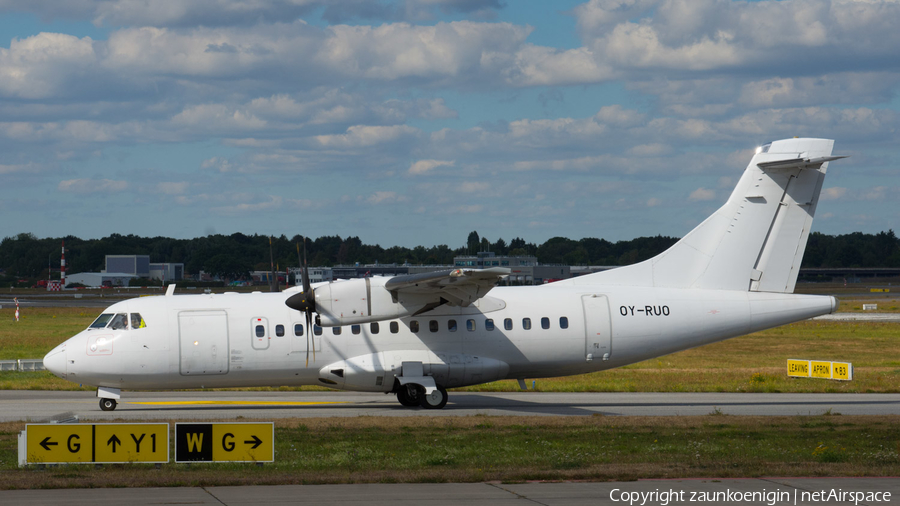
xmin=97 ymin=386 xmax=121 ymax=411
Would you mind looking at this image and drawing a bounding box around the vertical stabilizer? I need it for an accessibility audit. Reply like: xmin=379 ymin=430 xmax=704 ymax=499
xmin=578 ymin=138 xmax=843 ymax=293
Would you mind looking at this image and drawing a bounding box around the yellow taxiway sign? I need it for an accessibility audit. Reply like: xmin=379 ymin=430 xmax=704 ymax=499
xmin=175 ymin=422 xmax=274 ymax=463
xmin=24 ymin=423 xmax=168 ymax=464
xmin=787 ymin=359 xmax=853 ymax=381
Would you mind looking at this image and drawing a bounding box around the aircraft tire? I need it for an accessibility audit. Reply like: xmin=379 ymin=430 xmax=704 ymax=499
xmin=396 ymin=385 xmax=421 ymax=407
xmin=99 ymin=398 xmax=117 ymax=411
xmin=420 ymin=386 xmax=448 ymax=410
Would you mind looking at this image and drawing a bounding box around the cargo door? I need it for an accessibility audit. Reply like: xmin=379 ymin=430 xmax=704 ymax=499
xmin=178 ymin=311 xmax=229 ymax=375
xmin=581 ymin=295 xmax=611 ymax=361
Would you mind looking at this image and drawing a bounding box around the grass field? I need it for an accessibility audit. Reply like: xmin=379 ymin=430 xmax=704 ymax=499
xmin=1 ymin=306 xmax=899 ymax=392
xmin=1 ymin=415 xmax=898 ymax=488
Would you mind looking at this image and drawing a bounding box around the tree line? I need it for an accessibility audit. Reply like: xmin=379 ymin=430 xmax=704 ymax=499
xmin=1 ymin=230 xmax=898 ymax=281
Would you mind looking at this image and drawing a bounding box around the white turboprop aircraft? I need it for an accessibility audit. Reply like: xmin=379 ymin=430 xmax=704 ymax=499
xmin=45 ymin=138 xmax=845 ymax=411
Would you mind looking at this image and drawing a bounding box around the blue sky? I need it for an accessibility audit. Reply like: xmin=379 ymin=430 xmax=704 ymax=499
xmin=1 ymin=0 xmax=899 ymax=248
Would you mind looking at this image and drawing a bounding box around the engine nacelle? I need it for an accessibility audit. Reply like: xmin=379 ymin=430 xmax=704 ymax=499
xmin=317 ymin=351 xmax=510 ymax=391
xmin=314 ymin=277 xmax=431 ymax=326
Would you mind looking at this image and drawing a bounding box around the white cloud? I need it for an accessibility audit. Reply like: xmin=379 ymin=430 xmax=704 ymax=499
xmin=409 ymin=159 xmax=454 ymax=175
xmin=821 ymin=187 xmax=848 ymax=201
xmin=578 ymin=0 xmax=900 ymax=76
xmin=172 ymin=104 xmax=266 ymax=129
xmin=688 ymin=187 xmax=715 ymax=201
xmin=0 ymin=0 xmax=505 ymax=28
xmin=58 ymin=178 xmax=128 ymax=193
xmin=365 ymin=191 xmax=406 ymax=205
xmin=594 ymin=105 xmax=645 ymax=127
xmin=211 ymin=195 xmax=284 ymax=214
xmin=200 ymin=157 xmax=234 ymax=172
xmin=0 ymin=33 xmax=98 ymax=99
xmin=315 ymin=124 xmax=419 ymax=149
xmin=155 ymin=182 xmax=190 ymax=195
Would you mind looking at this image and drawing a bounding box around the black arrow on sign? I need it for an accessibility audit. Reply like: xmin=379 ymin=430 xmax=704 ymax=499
xmin=108 ymin=434 xmax=122 ymax=452
xmin=39 ymin=437 xmax=58 ymax=451
xmin=244 ymin=435 xmax=262 ymax=449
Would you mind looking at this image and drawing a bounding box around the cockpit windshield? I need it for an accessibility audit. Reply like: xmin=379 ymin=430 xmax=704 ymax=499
xmin=89 ymin=313 xmax=114 ymax=329
xmin=88 ymin=312 xmax=147 ymax=330
xmin=109 ymin=313 xmax=128 ymax=330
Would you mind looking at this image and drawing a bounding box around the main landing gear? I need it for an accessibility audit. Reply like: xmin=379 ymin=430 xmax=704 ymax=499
xmin=99 ymin=398 xmax=117 ymax=411
xmin=396 ymin=384 xmax=448 ymax=409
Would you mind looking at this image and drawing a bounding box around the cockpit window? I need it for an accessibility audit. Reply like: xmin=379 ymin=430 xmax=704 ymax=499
xmin=89 ymin=313 xmax=114 ymax=329
xmin=131 ymin=313 xmax=146 ymax=329
xmin=109 ymin=313 xmax=129 ymax=330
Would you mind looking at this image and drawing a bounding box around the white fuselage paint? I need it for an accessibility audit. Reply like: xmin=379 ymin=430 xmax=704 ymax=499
xmin=44 ymin=282 xmax=836 ymax=392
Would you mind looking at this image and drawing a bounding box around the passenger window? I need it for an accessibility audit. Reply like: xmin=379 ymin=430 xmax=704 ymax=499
xmin=523 ymin=318 xmax=532 ymax=330
xmin=332 ymin=327 xmax=341 ymax=335
xmin=294 ymin=323 xmax=304 ymax=336
xmin=255 ymin=325 xmax=265 ymax=338
xmin=448 ymin=319 xmax=457 ymax=332
xmin=131 ymin=313 xmax=146 ymax=329
xmin=504 ymin=318 xmax=513 ymax=331
xmin=485 ymin=319 xmax=494 ymax=331
xmin=429 ymin=320 xmax=439 ymax=333
xmin=110 ymin=313 xmax=129 ymax=330
xmin=276 ymin=324 xmax=285 ymax=337
xmin=89 ymin=313 xmax=113 ymax=329
xmin=560 ymin=317 xmax=568 ymax=329
xmin=541 ymin=317 xmax=550 ymax=330
xmin=313 ymin=325 xmax=322 ymax=336
xmin=410 ymin=320 xmax=419 ymax=333
xmin=390 ymin=321 xmax=399 ymax=334
xmin=466 ymin=319 xmax=475 ymax=331
xmin=371 ymin=322 xmax=380 ymax=334
xmin=352 ymin=324 xmax=361 ymax=335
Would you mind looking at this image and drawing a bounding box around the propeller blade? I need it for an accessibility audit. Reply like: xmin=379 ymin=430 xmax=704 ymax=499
xmin=302 ymin=237 xmax=311 ymax=296
xmin=305 ymin=310 xmax=312 ymax=368
xmin=288 ymin=235 xmax=318 ymax=366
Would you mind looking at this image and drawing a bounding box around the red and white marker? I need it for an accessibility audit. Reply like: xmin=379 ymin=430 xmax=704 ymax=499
xmin=60 ymin=240 xmax=66 ymax=288
xmin=14 ymin=297 xmax=19 ymax=322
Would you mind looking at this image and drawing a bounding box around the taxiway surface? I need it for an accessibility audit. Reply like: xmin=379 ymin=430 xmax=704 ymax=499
xmin=3 ymin=391 xmax=899 ymax=422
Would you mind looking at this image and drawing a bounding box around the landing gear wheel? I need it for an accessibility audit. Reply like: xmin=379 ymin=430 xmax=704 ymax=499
xmin=420 ymin=386 xmax=448 ymax=410
xmin=99 ymin=398 xmax=117 ymax=411
xmin=396 ymin=385 xmax=421 ymax=407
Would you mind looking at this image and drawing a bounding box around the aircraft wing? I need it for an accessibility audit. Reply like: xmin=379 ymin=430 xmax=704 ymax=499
xmin=384 ymin=267 xmax=510 ymax=309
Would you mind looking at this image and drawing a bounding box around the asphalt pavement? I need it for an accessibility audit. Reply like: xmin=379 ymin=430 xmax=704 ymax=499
xmin=3 ymin=390 xmax=899 ymax=422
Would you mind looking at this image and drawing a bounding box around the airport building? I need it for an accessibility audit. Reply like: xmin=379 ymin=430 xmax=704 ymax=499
xmin=105 ymin=255 xmax=150 ymax=277
xmin=66 ymin=272 xmax=137 ymax=288
xmin=150 ymin=263 xmax=184 ymax=282
xmin=104 ymin=255 xmax=183 ymax=282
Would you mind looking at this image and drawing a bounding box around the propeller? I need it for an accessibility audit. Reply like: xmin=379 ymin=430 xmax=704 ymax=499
xmin=286 ymin=237 xmax=316 ymax=366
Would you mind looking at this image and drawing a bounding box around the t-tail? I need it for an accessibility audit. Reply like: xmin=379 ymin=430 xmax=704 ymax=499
xmin=585 ymin=138 xmax=846 ymax=293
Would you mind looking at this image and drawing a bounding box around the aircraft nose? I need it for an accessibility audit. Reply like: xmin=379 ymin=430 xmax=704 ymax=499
xmin=43 ymin=345 xmax=67 ymax=379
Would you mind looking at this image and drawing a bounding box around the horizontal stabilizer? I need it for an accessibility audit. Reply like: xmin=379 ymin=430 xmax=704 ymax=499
xmin=758 ymin=155 xmax=847 ymax=171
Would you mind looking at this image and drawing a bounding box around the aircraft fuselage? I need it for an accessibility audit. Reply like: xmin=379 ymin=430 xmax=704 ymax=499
xmin=44 ymin=283 xmax=836 ymax=393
